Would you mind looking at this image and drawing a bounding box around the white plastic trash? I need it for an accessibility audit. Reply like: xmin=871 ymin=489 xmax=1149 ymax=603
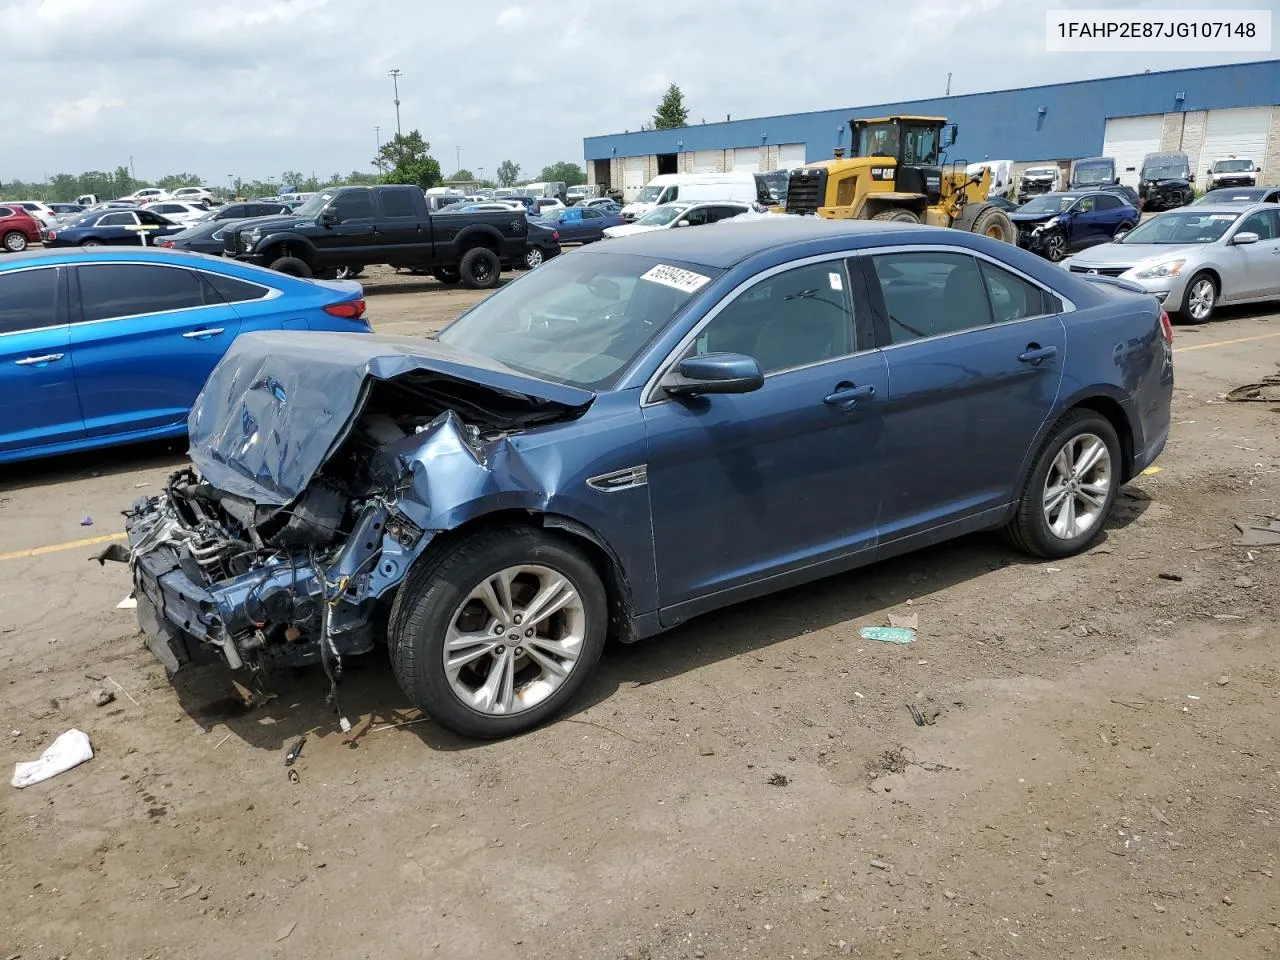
xmin=11 ymin=729 xmax=94 ymax=788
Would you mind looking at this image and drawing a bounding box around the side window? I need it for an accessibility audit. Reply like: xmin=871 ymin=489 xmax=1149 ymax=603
xmin=330 ymin=192 xmax=375 ymax=221
xmin=380 ymin=189 xmax=418 ymax=219
xmin=690 ymin=261 xmax=855 ymax=375
xmin=581 ymin=208 xmax=602 ymax=220
xmin=1074 ymin=196 xmax=1097 ymax=213
xmin=0 ymin=268 xmax=60 ymax=334
xmin=682 ymin=207 xmax=710 ymax=226
xmin=98 ymin=212 xmax=137 ymax=226
xmin=978 ymin=261 xmax=1061 ymax=323
xmin=1238 ymin=210 xmax=1277 ymax=240
xmin=871 ymin=252 xmax=992 ymax=343
xmin=78 ymin=264 xmax=206 ymax=322
xmin=201 ymin=271 xmax=271 ymax=304
xmin=662 ymin=186 xmax=679 ymax=203
xmin=0 ymin=207 xmax=12 ymax=218
xmin=1095 ymin=194 xmax=1122 ymax=211
xmin=137 ymin=211 xmax=168 ymax=226
xmin=708 ymin=205 xmax=745 ymax=222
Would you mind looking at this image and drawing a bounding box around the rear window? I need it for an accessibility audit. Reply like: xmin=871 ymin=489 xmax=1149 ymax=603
xmin=0 ymin=267 xmax=60 ymax=334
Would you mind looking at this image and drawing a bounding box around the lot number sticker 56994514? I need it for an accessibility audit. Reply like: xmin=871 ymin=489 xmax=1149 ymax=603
xmin=641 ymin=264 xmax=712 ymax=293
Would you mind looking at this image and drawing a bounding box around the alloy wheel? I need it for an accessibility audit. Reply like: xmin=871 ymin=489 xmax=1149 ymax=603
xmin=1187 ymin=278 xmax=1215 ymax=321
xmin=4 ymin=233 xmax=26 ymax=252
xmin=1042 ymin=433 xmax=1112 ymax=540
xmin=443 ymin=564 xmax=586 ymax=716
xmin=1046 ymin=234 xmax=1066 ymax=261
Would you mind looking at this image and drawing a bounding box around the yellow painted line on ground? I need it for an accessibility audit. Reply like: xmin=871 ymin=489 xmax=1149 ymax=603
xmin=0 ymin=531 xmax=126 ymax=562
xmin=1174 ymin=330 xmax=1280 ymax=354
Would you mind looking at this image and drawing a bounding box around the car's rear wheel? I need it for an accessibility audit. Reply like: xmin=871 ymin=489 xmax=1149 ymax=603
xmin=268 ymin=256 xmax=312 ymax=278
xmin=80 ymin=238 xmax=103 ymax=248
xmin=431 ymin=267 xmax=461 ymax=284
xmin=3 ymin=231 xmax=27 ymax=252
xmin=1003 ymin=409 xmax=1121 ymax=559
xmin=1179 ymin=271 xmax=1217 ymax=323
xmin=459 ymin=247 xmax=501 ymax=289
xmin=524 ymin=245 xmax=544 ymax=269
xmin=1115 ymin=220 xmax=1134 ymax=237
xmin=388 ymin=527 xmax=608 ymax=739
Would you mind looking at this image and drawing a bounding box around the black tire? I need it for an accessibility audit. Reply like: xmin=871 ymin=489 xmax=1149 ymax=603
xmin=1176 ymin=271 xmax=1218 ymax=324
xmin=459 ymin=247 xmax=501 ymax=289
xmin=431 ymin=267 xmax=461 ymax=285
xmin=1041 ymin=229 xmax=1068 ymax=262
xmin=3 ymin=230 xmax=28 ymax=252
xmin=969 ymin=206 xmax=1016 ymax=243
xmin=1115 ymin=220 xmax=1134 ymax=237
xmin=320 ymin=265 xmax=363 ymax=280
xmin=268 ymin=256 xmax=312 ymax=278
xmin=80 ymin=238 xmax=103 ymax=248
xmin=524 ymin=245 xmax=545 ymax=269
xmin=1003 ymin=409 xmax=1122 ymax=559
xmin=870 ymin=209 xmax=921 ymax=224
xmin=388 ymin=527 xmax=608 ymax=739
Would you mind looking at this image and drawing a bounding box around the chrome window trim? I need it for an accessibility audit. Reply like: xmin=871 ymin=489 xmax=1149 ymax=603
xmin=640 ymin=251 xmax=863 ymax=407
xmin=0 ymin=261 xmax=280 ymax=337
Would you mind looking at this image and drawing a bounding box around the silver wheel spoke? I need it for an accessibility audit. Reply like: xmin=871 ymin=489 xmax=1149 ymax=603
xmin=476 ymin=648 xmax=515 ymax=713
xmin=1061 ymin=493 xmax=1078 ymax=537
xmin=444 ymin=629 xmax=501 ymax=672
xmin=475 ymin=571 xmax=514 ymax=623
xmin=1074 ymin=439 xmax=1107 ymax=476
xmin=1052 ymin=445 xmax=1073 ymax=481
xmin=1077 ymin=483 xmax=1108 ymax=509
xmin=525 ymin=636 xmax=579 ymax=677
xmin=1044 ymin=484 xmax=1069 ymax=513
xmin=520 ymin=575 xmax=577 ymax=629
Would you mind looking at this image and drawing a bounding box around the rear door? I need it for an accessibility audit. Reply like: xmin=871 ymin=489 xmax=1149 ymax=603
xmin=0 ymin=265 xmax=83 ymax=454
xmin=69 ymin=262 xmax=242 ymax=437
xmin=860 ymin=247 xmax=1067 ymax=542
xmin=95 ymin=210 xmax=140 ymax=245
xmin=371 ymin=186 xmax=429 ymax=264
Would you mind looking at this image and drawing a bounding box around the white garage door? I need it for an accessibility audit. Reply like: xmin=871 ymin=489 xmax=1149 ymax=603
xmin=1201 ymin=107 xmax=1272 ymax=172
xmin=732 ymin=149 xmax=759 ymax=173
xmin=1102 ymin=114 xmax=1164 ymax=187
xmin=778 ymin=143 xmax=806 ymax=170
xmin=692 ymin=149 xmax=720 ymax=174
xmin=623 ymin=156 xmax=646 ymax=200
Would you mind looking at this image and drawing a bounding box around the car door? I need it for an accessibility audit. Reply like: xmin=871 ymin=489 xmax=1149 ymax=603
xmin=707 ymin=204 xmax=749 ymax=223
xmin=94 ymin=210 xmax=139 ymax=245
xmin=1064 ymin=194 xmax=1105 ymax=249
xmin=371 ymin=186 xmax=429 ymax=264
xmin=316 ymin=191 xmax=377 ymax=259
xmin=642 ymin=256 xmax=889 ymax=617
xmin=0 ymin=265 xmax=84 ymax=455
xmin=69 ymin=262 xmax=242 ymax=437
xmin=136 ymin=209 xmax=183 ymax=244
xmin=1229 ymin=208 xmax=1280 ymax=300
xmin=860 ymin=247 xmax=1067 ymax=542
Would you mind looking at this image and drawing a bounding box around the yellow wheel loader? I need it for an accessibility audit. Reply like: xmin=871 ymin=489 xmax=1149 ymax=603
xmin=784 ymin=116 xmax=1015 ymax=242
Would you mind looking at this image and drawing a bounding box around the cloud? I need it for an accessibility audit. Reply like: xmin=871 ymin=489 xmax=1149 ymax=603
xmin=3 ymin=0 xmax=1269 ymax=185
xmin=44 ymin=94 xmax=125 ymax=134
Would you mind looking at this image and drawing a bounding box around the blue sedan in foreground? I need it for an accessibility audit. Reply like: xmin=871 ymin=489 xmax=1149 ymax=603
xmin=120 ymin=219 xmax=1172 ymax=739
xmin=0 ymin=248 xmax=372 ymax=463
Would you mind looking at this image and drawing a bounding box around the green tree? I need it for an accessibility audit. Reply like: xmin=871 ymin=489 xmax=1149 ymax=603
xmin=113 ymin=165 xmax=134 ymax=195
xmin=538 ymin=162 xmax=586 ymax=186
xmin=495 ymin=159 xmax=521 ymax=187
xmin=280 ymin=170 xmax=305 ymax=190
xmin=343 ymin=169 xmax=381 ymax=186
xmin=156 ymin=173 xmax=202 ymax=190
xmin=447 ymin=168 xmax=475 ymax=182
xmin=373 ymin=130 xmax=442 ymax=190
xmin=652 ymin=83 xmax=689 ymax=130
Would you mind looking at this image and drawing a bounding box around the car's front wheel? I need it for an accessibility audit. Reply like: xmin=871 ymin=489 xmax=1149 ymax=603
xmin=1003 ymin=409 xmax=1121 ymax=559
xmin=3 ymin=231 xmax=28 ymax=252
xmin=1179 ymin=271 xmax=1217 ymax=323
xmin=268 ymin=256 xmax=313 ymax=278
xmin=389 ymin=528 xmax=608 ymax=739
xmin=1042 ymin=230 xmax=1068 ymax=262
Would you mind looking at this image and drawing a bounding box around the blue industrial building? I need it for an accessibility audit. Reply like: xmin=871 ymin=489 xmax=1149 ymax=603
xmin=583 ymin=60 xmax=1280 ymax=199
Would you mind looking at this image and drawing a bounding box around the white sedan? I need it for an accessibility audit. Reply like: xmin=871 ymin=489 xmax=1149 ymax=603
xmin=140 ymin=200 xmax=211 ymax=225
xmin=602 ymin=200 xmax=753 ymax=238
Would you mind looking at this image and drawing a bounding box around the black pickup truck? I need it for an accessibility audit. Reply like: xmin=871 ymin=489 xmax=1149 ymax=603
xmin=221 ymin=185 xmax=527 ymax=288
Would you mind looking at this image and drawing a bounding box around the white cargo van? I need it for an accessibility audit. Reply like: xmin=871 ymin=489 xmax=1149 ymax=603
xmin=966 ymin=160 xmax=1014 ymax=199
xmin=621 ymin=172 xmax=767 ymax=221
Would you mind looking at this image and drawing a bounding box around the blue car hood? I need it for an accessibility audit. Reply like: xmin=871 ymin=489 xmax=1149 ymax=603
xmin=187 ymin=331 xmax=595 ymax=505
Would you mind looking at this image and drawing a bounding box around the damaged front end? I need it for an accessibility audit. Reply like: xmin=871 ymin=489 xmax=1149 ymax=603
xmin=116 ymin=331 xmax=593 ymax=693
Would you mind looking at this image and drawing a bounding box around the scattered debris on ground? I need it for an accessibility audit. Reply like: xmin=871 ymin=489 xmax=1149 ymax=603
xmin=11 ymin=729 xmax=93 ymax=788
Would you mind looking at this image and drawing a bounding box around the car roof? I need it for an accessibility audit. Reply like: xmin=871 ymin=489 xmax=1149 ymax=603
xmin=0 ymin=247 xmax=239 ymax=270
xmin=1166 ymin=203 xmax=1257 ymax=214
xmin=583 ymin=217 xmax=972 ymax=269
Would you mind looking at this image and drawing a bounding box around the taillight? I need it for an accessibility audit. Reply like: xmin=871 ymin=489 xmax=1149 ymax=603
xmin=160 ymin=240 xmax=174 ymax=248
xmin=46 ymin=231 xmax=56 ymax=240
xmin=324 ymin=298 xmax=366 ymax=320
xmin=551 ymin=230 xmax=560 ymax=242
xmin=1159 ymin=309 xmax=1173 ymax=346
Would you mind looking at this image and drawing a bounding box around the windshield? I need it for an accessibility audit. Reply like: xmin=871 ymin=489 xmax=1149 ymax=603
xmin=437 ymin=251 xmax=720 ymax=390
xmin=1025 ymin=168 xmax=1057 ymax=178
xmin=1142 ymin=163 xmax=1189 ymax=180
xmin=638 ymin=203 xmax=689 ymax=226
xmin=637 ymin=185 xmax=665 ymax=203
xmin=1214 ymin=159 xmax=1254 ymax=172
xmin=1072 ymin=163 xmax=1114 ymax=185
xmin=1120 ymin=211 xmax=1239 ymax=245
xmin=1018 ymin=194 xmax=1076 ymax=214
xmin=292 ymin=192 xmax=334 ymax=218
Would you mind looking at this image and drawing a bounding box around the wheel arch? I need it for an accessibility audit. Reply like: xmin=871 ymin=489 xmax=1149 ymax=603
xmin=257 ymin=233 xmax=317 ymax=264
xmin=400 ymin=508 xmax=637 ymax=643
xmin=1016 ymin=388 xmax=1137 ymax=493
xmin=455 ymin=225 xmax=502 ymax=255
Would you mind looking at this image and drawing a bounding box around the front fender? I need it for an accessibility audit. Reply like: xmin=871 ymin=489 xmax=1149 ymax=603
xmin=251 ymin=231 xmax=318 ymax=259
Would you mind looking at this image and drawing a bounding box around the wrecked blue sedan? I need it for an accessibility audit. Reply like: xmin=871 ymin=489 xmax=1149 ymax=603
xmin=119 ymin=218 xmax=1173 ymax=738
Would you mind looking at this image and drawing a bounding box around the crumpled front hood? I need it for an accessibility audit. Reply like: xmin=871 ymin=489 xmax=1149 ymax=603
xmin=1010 ymin=211 xmax=1057 ymax=225
xmin=187 ymin=331 xmax=595 ymax=506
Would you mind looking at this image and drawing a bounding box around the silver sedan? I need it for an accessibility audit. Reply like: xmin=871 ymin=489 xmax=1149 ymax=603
xmin=1060 ymin=203 xmax=1280 ymax=321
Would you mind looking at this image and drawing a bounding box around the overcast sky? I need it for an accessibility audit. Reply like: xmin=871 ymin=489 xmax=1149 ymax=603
xmin=2 ymin=0 xmax=1275 ymax=185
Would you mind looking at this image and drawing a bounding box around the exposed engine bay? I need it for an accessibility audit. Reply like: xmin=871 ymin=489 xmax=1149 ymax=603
xmin=113 ymin=331 xmax=593 ymax=707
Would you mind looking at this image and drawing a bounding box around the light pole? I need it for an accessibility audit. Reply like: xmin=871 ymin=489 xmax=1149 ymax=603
xmin=455 ymin=146 xmax=461 ymax=176
xmin=128 ymin=155 xmax=136 ymax=181
xmin=388 ymin=68 xmax=402 ymax=138
xmin=227 ymin=174 xmax=234 ymax=198
xmin=375 ymin=125 xmax=382 ymax=173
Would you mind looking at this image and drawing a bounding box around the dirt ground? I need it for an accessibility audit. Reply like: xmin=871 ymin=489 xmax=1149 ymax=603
xmin=3 ymin=268 xmax=1280 ymax=960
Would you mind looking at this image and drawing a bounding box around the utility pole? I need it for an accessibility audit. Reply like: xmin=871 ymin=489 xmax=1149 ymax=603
xmin=129 ymin=155 xmax=136 ymax=180
xmin=456 ymin=146 xmax=461 ymax=176
xmin=375 ymin=125 xmax=381 ymax=173
xmin=946 ymin=72 xmax=952 ymax=96
xmin=388 ymin=68 xmax=403 ymax=138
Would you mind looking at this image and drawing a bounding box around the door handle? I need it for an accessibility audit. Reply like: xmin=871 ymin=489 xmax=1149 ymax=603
xmin=1018 ymin=344 xmax=1058 ymax=364
xmin=182 ymin=328 xmax=224 ymax=339
xmin=823 ymin=382 xmax=876 ymax=411
xmin=15 ymin=353 xmax=65 ymax=366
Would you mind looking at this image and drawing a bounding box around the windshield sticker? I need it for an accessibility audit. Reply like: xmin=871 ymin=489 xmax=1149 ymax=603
xmin=641 ymin=264 xmax=711 ymax=293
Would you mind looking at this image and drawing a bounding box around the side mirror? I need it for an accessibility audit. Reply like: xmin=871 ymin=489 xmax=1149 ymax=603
xmin=942 ymin=123 xmax=958 ymax=147
xmin=320 ymin=209 xmax=340 ymax=225
xmin=675 ymin=219 xmax=691 ymax=228
xmin=1232 ymin=231 xmax=1260 ymax=245
xmin=662 ymin=353 xmax=764 ymax=397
